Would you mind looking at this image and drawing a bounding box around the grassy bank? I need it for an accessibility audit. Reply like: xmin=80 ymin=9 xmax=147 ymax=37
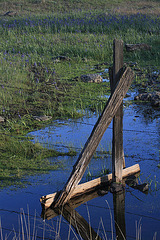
xmin=0 ymin=133 xmax=77 ymax=188
xmin=0 ymin=0 xmax=160 ymax=188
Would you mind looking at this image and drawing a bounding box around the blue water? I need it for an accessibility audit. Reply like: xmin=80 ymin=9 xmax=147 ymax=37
xmin=0 ymin=100 xmax=159 ymax=239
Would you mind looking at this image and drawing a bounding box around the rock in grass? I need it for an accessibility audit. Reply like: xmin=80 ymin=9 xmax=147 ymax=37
xmin=126 ymin=175 xmax=138 ymax=187
xmin=3 ymin=11 xmax=17 ymax=17
xmin=53 ymin=56 xmax=71 ymax=62
xmin=134 ymin=92 xmax=160 ymax=107
xmin=135 ymin=183 xmax=149 ymax=193
xmin=151 ymin=92 xmax=160 ymax=107
xmin=33 ymin=115 xmax=52 ymax=121
xmin=79 ymin=74 xmax=103 ymax=83
xmin=0 ymin=116 xmax=4 ymax=123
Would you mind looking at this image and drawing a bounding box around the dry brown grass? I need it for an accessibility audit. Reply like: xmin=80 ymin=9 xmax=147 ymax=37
xmin=112 ymin=1 xmax=160 ymax=15
xmin=0 ymin=0 xmax=159 ymax=16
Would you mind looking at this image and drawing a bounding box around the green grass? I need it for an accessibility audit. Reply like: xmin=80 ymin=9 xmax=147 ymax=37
xmin=0 ymin=133 xmax=77 ymax=189
xmin=0 ymin=0 xmax=159 ymax=188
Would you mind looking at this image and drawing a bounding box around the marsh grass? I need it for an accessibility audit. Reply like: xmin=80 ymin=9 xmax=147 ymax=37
xmin=0 ymin=133 xmax=77 ymax=188
xmin=0 ymin=208 xmax=38 ymax=240
xmin=1 ymin=11 xmax=159 ymax=119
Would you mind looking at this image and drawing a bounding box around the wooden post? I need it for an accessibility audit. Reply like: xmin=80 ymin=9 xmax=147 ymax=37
xmin=50 ymin=67 xmax=134 ymax=208
xmin=111 ymin=39 xmax=125 ymax=183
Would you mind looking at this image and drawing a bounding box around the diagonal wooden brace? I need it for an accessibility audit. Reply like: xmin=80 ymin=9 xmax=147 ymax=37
xmin=52 ymin=67 xmax=134 ymax=208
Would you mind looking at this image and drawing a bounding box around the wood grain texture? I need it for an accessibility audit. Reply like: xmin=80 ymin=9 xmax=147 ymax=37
xmin=40 ymin=163 xmax=140 ymax=209
xmin=125 ymin=43 xmax=151 ymax=52
xmin=112 ymin=39 xmax=124 ymax=182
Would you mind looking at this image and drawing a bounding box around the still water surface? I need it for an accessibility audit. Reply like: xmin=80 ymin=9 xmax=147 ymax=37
xmin=0 ymin=100 xmax=159 ymax=239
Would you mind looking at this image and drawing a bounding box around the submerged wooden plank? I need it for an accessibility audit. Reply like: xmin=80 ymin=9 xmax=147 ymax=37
xmin=125 ymin=43 xmax=151 ymax=52
xmin=40 ymin=164 xmax=140 ymax=209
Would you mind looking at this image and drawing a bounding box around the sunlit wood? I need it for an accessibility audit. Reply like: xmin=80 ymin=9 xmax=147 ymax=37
xmin=40 ymin=164 xmax=140 ymax=209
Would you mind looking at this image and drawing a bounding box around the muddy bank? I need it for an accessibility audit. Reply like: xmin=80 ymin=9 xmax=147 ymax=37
xmin=133 ymin=67 xmax=160 ymax=109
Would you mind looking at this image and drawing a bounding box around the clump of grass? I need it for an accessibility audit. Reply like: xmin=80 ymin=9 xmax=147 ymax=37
xmin=0 ymin=133 xmax=76 ymax=189
xmin=86 ymin=164 xmax=110 ymax=181
xmin=0 ymin=203 xmax=156 ymax=240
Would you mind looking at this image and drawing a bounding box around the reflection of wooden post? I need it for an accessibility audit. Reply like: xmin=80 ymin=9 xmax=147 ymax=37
xmin=113 ymin=191 xmax=126 ymax=240
xmin=42 ymin=202 xmax=102 ymax=240
xmin=60 ymin=205 xmax=102 ymax=240
xmin=111 ymin=39 xmax=125 ymax=183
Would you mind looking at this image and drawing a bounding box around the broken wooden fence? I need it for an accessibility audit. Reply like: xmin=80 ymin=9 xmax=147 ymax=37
xmin=40 ymin=39 xmax=140 ymax=209
xmin=41 ymin=172 xmax=146 ymax=240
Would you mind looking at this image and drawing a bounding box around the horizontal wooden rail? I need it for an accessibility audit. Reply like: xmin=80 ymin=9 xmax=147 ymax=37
xmin=40 ymin=164 xmax=140 ymax=209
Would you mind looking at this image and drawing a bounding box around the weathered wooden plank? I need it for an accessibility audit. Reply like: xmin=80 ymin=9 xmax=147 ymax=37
xmin=112 ymin=39 xmax=124 ymax=91
xmin=49 ymin=67 xmax=134 ymax=208
xmin=112 ymin=103 xmax=124 ymax=182
xmin=42 ymin=188 xmax=102 ymax=218
xmin=112 ymin=39 xmax=125 ymax=182
xmin=40 ymin=164 xmax=140 ymax=209
xmin=125 ymin=43 xmax=151 ymax=52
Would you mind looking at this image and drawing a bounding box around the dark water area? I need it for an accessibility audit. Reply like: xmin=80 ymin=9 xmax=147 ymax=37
xmin=0 ymin=99 xmax=159 ymax=239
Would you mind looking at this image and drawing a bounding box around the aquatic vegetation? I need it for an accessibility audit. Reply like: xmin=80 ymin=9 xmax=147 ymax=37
xmin=0 ymin=133 xmax=77 ymax=189
xmin=86 ymin=163 xmax=110 ymax=181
